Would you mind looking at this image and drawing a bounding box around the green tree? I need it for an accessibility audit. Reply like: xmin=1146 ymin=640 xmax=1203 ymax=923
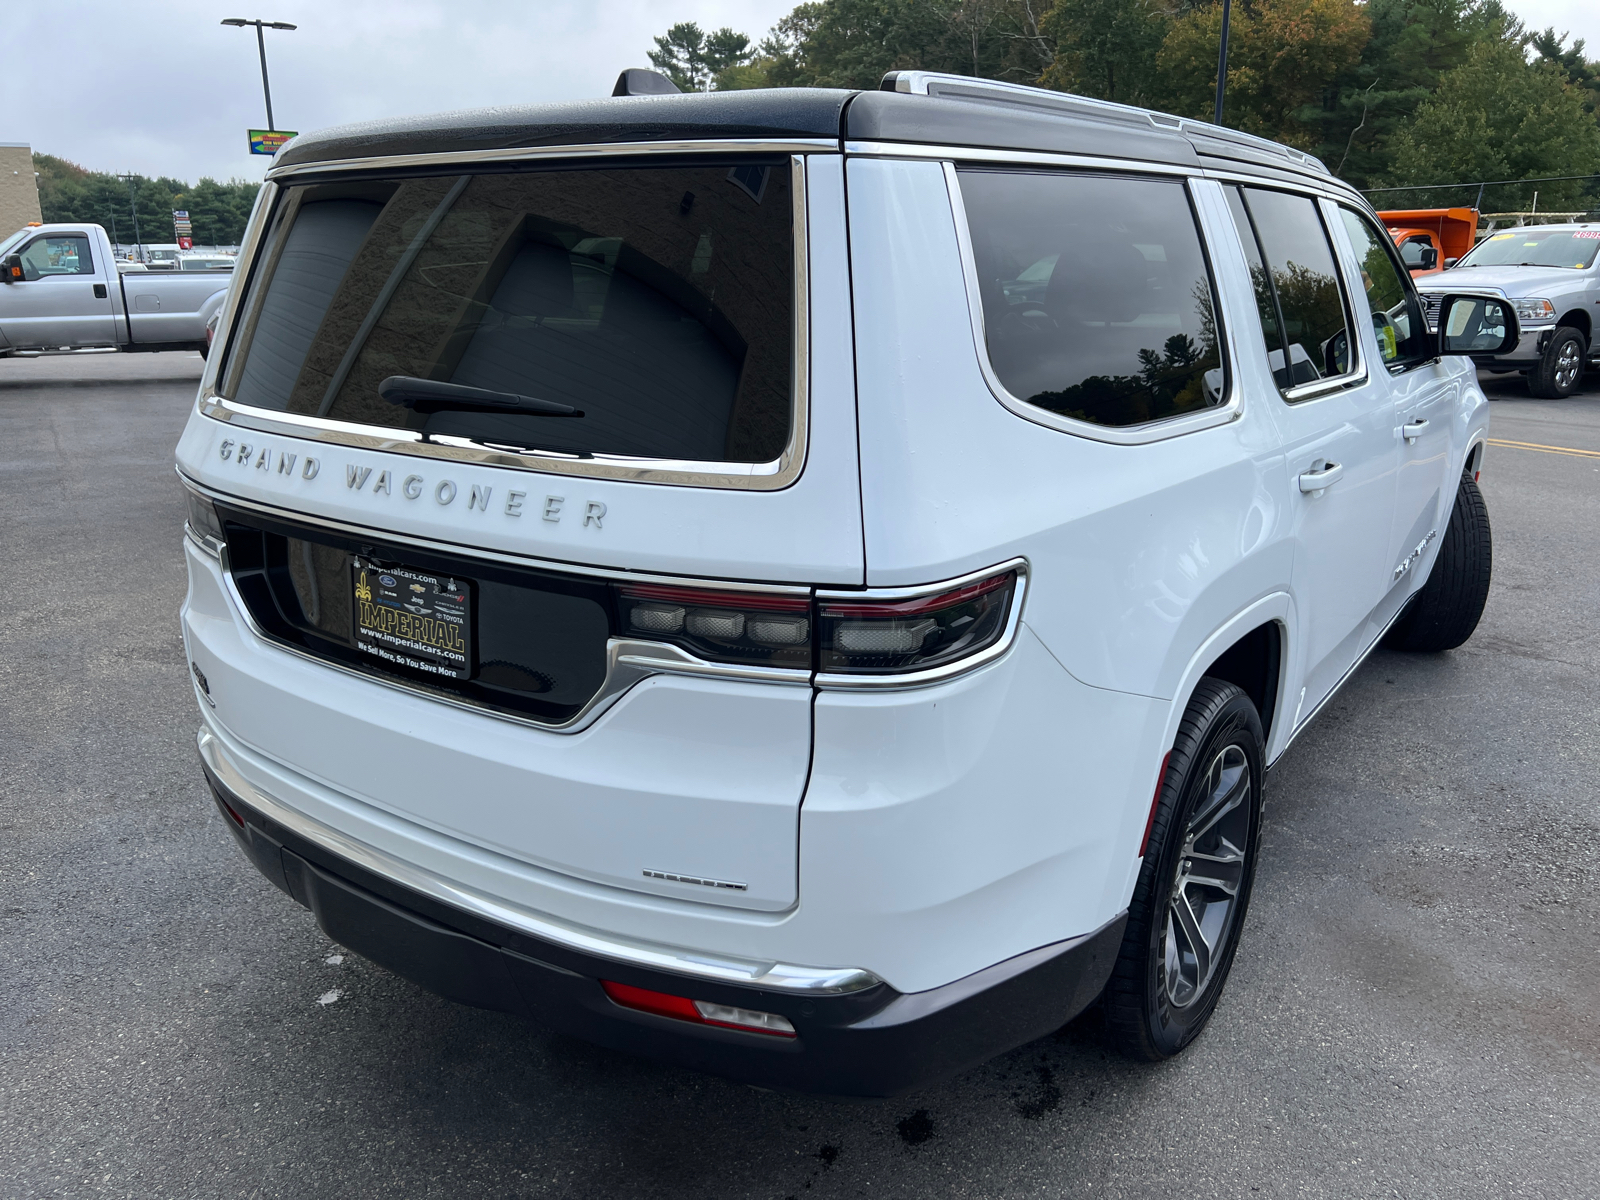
xmin=33 ymin=153 xmax=261 ymax=246
xmin=1040 ymin=0 xmax=1167 ymax=106
xmin=1383 ymin=37 xmax=1600 ymax=210
xmin=1529 ymin=27 xmax=1600 ymax=119
xmin=1153 ymin=0 xmax=1372 ymax=148
xmin=648 ymin=21 xmax=755 ymax=91
xmin=727 ymin=0 xmax=1054 ymax=91
xmin=1309 ymin=0 xmax=1485 ymax=187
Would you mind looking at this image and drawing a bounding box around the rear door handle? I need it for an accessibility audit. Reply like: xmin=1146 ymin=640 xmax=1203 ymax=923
xmin=93 ymin=283 xmax=108 ymax=299
xmin=1402 ymin=419 xmax=1428 ymax=444
xmin=1298 ymin=462 xmax=1344 ymax=494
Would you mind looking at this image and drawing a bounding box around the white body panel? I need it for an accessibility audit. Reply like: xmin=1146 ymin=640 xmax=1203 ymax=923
xmin=175 ymin=134 xmax=1491 ymax=999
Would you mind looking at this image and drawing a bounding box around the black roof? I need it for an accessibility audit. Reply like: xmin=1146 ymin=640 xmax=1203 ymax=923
xmin=274 ymin=89 xmax=854 ymax=167
xmin=274 ymin=78 xmax=1345 ymax=195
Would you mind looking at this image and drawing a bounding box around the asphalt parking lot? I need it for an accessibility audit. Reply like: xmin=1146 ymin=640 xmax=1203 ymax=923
xmin=2 ymin=352 xmax=1598 ymax=1199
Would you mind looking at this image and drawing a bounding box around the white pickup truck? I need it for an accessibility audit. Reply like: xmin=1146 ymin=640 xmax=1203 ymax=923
xmin=0 ymin=223 xmax=231 ymax=355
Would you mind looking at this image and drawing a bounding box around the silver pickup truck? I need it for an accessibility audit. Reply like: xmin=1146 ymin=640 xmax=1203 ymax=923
xmin=0 ymin=222 xmax=232 ymax=355
xmin=1417 ymin=221 xmax=1600 ymax=398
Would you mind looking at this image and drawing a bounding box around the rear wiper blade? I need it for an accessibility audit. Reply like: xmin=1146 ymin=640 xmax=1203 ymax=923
xmin=378 ymin=376 xmax=583 ymax=417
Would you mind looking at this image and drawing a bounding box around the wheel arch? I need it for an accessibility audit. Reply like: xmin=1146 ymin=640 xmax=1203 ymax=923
xmin=1555 ymin=308 xmax=1590 ymax=342
xmin=1157 ymin=593 xmax=1294 ymax=773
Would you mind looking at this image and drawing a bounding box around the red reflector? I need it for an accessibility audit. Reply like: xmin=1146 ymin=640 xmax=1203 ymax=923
xmin=601 ymin=980 xmax=701 ymax=1022
xmin=600 ymin=980 xmax=797 ymax=1037
xmin=1139 ymin=751 xmax=1172 ymax=858
xmin=220 ymin=798 xmax=246 ymax=828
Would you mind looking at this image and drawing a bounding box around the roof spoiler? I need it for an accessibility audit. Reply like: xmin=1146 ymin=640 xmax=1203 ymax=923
xmin=613 ymin=68 xmax=682 ymax=97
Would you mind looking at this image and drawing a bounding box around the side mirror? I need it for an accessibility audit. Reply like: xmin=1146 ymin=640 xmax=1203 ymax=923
xmin=1443 ymin=257 xmax=1458 ymax=270
xmin=2 ymin=253 xmax=22 ymax=283
xmin=1437 ymin=294 xmax=1519 ymax=357
xmin=1419 ymin=246 xmax=1438 ymax=270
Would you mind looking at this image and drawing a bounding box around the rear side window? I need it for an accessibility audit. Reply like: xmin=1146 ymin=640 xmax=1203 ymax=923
xmin=1230 ymin=188 xmax=1354 ymax=394
xmin=223 ymin=161 xmax=795 ymax=464
xmin=957 ymin=169 xmax=1225 ymax=429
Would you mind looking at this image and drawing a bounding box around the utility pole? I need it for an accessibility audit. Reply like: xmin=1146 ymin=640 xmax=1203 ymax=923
xmin=221 ymin=18 xmax=297 ymax=131
xmin=118 ymin=173 xmax=144 ymax=262
xmin=1213 ymin=0 xmax=1233 ymax=127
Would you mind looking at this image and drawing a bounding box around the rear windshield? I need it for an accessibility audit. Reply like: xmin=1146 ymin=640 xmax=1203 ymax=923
xmin=222 ymin=161 xmax=795 ymax=463
xmin=1457 ymin=228 xmax=1600 ymax=270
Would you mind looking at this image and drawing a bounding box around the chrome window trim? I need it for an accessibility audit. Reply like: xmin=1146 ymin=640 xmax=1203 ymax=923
xmin=814 ymin=558 xmax=1028 ymax=691
xmin=264 ymin=138 xmax=839 ymax=181
xmin=196 ymin=723 xmax=880 ymax=994
xmin=846 ymin=140 xmax=1195 ymax=177
xmin=201 ymin=153 xmax=814 ymax=492
xmin=941 ymin=161 xmax=1243 ymax=446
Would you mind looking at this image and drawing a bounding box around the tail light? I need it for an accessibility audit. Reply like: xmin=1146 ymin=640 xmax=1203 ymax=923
xmin=183 ymin=483 xmax=226 ymax=556
xmin=818 ymin=569 xmax=1019 ymax=675
xmin=614 ymin=583 xmax=810 ymax=669
xmin=615 ymin=564 xmax=1023 ymax=681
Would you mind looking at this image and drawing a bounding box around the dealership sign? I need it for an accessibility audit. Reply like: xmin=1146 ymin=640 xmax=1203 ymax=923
xmin=249 ymin=130 xmax=297 ymax=156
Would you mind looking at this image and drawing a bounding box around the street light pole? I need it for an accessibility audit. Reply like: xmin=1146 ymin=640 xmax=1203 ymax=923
xmin=118 ymin=173 xmax=144 ymax=262
xmin=221 ymin=18 xmax=297 ymax=132
xmin=1213 ymin=0 xmax=1233 ymax=127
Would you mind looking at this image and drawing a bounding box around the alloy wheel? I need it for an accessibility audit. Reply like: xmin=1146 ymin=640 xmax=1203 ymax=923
xmin=1554 ymin=339 xmax=1582 ymax=391
xmin=1162 ymin=743 xmax=1251 ymax=1009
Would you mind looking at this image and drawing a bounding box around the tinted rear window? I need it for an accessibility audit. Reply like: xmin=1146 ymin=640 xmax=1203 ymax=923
xmin=958 ymin=169 xmax=1225 ymax=429
xmin=224 ymin=161 xmax=795 ymax=463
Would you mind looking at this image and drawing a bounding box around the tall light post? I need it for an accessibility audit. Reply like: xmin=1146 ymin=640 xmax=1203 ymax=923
xmin=221 ymin=17 xmax=297 ymax=131
xmin=1213 ymin=0 xmax=1233 ymax=127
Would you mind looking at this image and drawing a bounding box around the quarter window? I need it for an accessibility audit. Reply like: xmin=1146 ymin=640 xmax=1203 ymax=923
xmin=1336 ymin=207 xmax=1429 ymax=366
xmin=1230 ymin=188 xmax=1354 ymax=395
xmin=958 ymin=169 xmax=1226 ymax=429
xmin=19 ymin=235 xmax=92 ymax=280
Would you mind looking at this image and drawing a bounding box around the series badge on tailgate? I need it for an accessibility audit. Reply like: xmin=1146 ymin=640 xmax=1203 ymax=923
xmin=351 ymin=558 xmax=473 ymax=679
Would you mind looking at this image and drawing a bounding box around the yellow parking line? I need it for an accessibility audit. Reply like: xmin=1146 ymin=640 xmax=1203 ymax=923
xmin=1486 ymin=437 xmax=1600 ymax=460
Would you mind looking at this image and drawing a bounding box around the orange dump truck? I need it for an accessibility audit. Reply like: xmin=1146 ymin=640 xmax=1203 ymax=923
xmin=1377 ymin=208 xmax=1479 ymax=276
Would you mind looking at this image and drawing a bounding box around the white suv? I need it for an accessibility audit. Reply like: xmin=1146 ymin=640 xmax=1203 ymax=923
xmin=177 ymin=71 xmax=1517 ymax=1095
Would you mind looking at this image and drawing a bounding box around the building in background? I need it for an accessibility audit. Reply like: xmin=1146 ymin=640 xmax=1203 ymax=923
xmin=0 ymin=143 xmax=43 ymax=233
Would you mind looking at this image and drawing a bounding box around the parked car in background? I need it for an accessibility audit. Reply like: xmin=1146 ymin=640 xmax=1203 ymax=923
xmin=1377 ymin=208 xmax=1478 ymax=277
xmin=177 ymin=70 xmax=1516 ymax=1096
xmin=0 ymin=222 xmax=231 ymax=354
xmin=142 ymin=243 xmax=183 ymax=270
xmin=1417 ymin=221 xmax=1600 ymax=397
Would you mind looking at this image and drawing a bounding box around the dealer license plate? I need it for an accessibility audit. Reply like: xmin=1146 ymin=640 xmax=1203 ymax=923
xmin=351 ymin=558 xmax=473 ymax=679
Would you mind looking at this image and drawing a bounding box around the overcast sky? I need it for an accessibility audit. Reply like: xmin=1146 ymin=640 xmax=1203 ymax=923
xmin=3 ymin=0 xmax=1596 ymax=184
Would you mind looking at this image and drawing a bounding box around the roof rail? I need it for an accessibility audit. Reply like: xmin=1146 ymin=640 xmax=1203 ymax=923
xmin=878 ymin=71 xmax=1330 ymax=176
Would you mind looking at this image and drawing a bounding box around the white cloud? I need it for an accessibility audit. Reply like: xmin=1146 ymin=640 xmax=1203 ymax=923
xmin=1 ymin=0 xmax=796 ymax=182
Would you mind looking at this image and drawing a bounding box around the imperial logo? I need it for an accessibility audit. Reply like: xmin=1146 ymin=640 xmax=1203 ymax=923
xmin=357 ymin=600 xmax=466 ymax=660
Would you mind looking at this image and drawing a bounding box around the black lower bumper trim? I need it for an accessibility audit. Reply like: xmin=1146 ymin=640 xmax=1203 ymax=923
xmin=202 ymin=760 xmax=1125 ymax=1096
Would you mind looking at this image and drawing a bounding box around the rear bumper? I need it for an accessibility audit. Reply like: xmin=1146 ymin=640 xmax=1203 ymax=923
xmin=202 ymin=748 xmax=1124 ymax=1097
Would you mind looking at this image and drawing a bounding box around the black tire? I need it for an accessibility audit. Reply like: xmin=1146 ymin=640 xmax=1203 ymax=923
xmin=1103 ymin=678 xmax=1265 ymax=1061
xmin=1385 ymin=471 xmax=1491 ymax=653
xmin=1528 ymin=327 xmax=1586 ymax=399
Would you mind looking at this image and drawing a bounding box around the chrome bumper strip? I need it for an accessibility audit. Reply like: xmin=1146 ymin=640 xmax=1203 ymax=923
xmin=197 ymin=724 xmax=882 ymax=995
